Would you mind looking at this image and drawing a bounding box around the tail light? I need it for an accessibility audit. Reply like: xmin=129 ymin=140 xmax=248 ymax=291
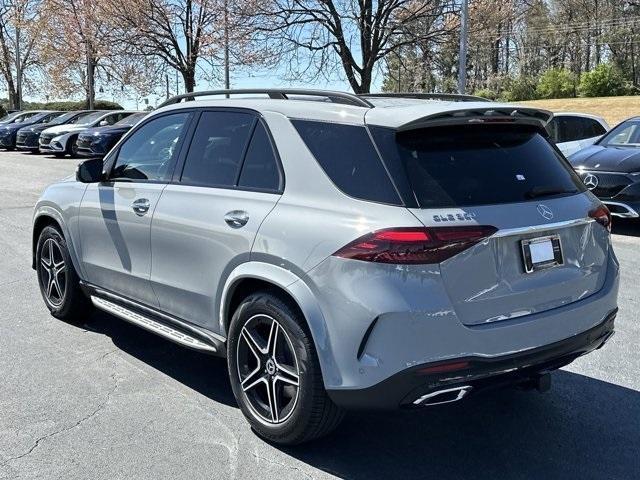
xmin=333 ymin=226 xmax=498 ymax=264
xmin=589 ymin=205 xmax=612 ymax=232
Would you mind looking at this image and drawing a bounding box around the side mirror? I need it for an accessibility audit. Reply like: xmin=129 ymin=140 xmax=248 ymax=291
xmin=76 ymin=158 xmax=104 ymax=183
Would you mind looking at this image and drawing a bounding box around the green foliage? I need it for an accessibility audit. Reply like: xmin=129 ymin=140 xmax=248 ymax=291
xmin=472 ymin=88 xmax=500 ymax=100
xmin=536 ymin=68 xmax=577 ymax=99
xmin=15 ymin=99 xmax=123 ymax=111
xmin=579 ymin=63 xmax=629 ymax=97
xmin=503 ymin=76 xmax=540 ymax=102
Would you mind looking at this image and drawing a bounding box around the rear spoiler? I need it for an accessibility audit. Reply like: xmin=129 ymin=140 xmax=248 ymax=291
xmin=397 ymin=106 xmax=554 ymax=132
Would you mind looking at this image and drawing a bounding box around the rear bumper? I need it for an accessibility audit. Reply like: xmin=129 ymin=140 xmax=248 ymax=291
xmin=328 ymin=309 xmax=616 ymax=410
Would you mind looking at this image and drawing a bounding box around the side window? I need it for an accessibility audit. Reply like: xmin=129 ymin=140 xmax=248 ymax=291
xmin=292 ymin=120 xmax=401 ymax=205
xmin=584 ymin=119 xmax=606 ymax=137
xmin=238 ymin=121 xmax=282 ymax=191
xmin=557 ymin=116 xmax=604 ymax=142
xmin=181 ymin=111 xmax=254 ymax=188
xmin=110 ymin=112 xmax=189 ymax=182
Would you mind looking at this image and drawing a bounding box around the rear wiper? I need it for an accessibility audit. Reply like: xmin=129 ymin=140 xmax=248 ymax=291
xmin=525 ymin=187 xmax=578 ymax=199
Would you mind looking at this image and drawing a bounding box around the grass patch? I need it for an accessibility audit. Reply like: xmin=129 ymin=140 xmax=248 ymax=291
xmin=516 ymin=96 xmax=640 ymax=127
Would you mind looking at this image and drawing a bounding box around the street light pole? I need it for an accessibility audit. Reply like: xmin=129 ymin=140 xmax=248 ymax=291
xmin=458 ymin=0 xmax=469 ymax=94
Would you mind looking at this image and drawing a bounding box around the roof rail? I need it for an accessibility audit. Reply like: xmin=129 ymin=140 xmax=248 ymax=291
xmin=158 ymin=89 xmax=374 ymax=109
xmin=360 ymin=93 xmax=490 ymax=103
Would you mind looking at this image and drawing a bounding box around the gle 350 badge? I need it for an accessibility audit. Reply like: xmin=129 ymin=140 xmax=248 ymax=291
xmin=432 ymin=212 xmax=477 ymax=222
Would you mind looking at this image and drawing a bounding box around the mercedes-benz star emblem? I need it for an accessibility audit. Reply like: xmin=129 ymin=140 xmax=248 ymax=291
xmin=537 ymin=204 xmax=554 ymax=220
xmin=583 ymin=173 xmax=599 ymax=190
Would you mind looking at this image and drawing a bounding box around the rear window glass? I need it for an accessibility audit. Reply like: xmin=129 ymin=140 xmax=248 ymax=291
xmin=370 ymin=125 xmax=585 ymax=208
xmin=292 ymin=120 xmax=401 ymax=205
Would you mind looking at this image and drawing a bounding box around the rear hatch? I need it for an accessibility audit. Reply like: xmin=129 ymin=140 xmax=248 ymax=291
xmin=369 ymin=122 xmax=610 ymax=326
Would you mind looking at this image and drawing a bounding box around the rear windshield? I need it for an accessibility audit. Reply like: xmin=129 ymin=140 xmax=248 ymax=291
xmin=370 ymin=125 xmax=586 ymax=208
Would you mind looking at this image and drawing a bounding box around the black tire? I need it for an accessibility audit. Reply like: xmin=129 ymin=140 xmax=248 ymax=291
xmin=53 ymin=152 xmax=65 ymax=158
xmin=228 ymin=291 xmax=344 ymax=445
xmin=67 ymin=136 xmax=79 ymax=158
xmin=36 ymin=225 xmax=92 ymax=321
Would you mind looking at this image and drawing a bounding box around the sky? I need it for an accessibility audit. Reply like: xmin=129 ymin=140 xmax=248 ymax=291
xmin=19 ymin=63 xmax=385 ymax=111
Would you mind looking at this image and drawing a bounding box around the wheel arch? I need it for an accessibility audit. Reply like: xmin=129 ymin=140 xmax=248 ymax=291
xmin=32 ymin=208 xmax=83 ymax=278
xmin=219 ymin=262 xmax=340 ymax=387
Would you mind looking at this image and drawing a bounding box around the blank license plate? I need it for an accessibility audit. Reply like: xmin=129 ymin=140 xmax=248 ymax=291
xmin=521 ymin=236 xmax=563 ymax=273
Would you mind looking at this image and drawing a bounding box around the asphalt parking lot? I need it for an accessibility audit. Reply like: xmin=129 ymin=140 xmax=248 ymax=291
xmin=0 ymin=150 xmax=638 ymax=480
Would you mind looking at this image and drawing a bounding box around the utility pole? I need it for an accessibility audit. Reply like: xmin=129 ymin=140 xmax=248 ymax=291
xmin=224 ymin=0 xmax=230 ymax=97
xmin=458 ymin=0 xmax=469 ymax=94
xmin=15 ymin=23 xmax=22 ymax=110
xmin=166 ymin=74 xmax=170 ymax=99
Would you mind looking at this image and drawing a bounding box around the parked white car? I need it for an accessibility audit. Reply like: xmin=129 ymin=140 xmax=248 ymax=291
xmin=547 ymin=112 xmax=609 ymax=157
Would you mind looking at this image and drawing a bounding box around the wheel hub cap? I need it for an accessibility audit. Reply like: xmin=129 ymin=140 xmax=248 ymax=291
xmin=236 ymin=314 xmax=300 ymax=424
xmin=39 ymin=238 xmax=66 ymax=307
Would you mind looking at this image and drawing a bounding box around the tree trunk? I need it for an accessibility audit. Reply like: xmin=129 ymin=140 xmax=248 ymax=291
xmin=182 ymin=69 xmax=196 ymax=93
xmin=5 ymin=77 xmax=17 ymax=110
xmin=86 ymin=57 xmax=95 ymax=109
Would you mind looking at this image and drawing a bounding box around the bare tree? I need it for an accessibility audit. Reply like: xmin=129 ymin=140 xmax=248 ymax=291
xmin=107 ymin=0 xmax=221 ymax=93
xmin=255 ymin=0 xmax=456 ymax=93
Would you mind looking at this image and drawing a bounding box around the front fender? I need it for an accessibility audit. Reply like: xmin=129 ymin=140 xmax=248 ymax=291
xmin=218 ymin=262 xmax=340 ymax=387
xmin=31 ymin=203 xmax=84 ymax=278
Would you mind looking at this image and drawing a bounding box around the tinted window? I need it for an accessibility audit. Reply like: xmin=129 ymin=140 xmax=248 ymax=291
xmin=77 ymin=112 xmax=106 ymax=125
xmin=39 ymin=113 xmax=63 ymax=124
xmin=556 ymin=116 xmax=605 ymax=142
xmin=238 ymin=122 xmax=282 ymax=191
xmin=181 ymin=111 xmax=254 ymax=187
xmin=370 ymin=125 xmax=585 ymax=208
xmin=292 ymin=120 xmax=400 ymax=205
xmin=110 ymin=113 xmax=189 ymax=181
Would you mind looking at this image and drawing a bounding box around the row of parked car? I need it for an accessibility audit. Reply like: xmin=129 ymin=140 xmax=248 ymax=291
xmin=0 ymin=109 xmax=146 ymax=158
xmin=1 ymin=102 xmax=638 ymax=220
xmin=0 ymin=107 xmax=608 ymax=158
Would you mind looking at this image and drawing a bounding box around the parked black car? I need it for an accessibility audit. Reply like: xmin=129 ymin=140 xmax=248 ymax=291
xmin=0 ymin=111 xmax=63 ymax=150
xmin=569 ymin=116 xmax=640 ymax=219
xmin=16 ymin=110 xmax=96 ymax=152
xmin=75 ymin=112 xmax=147 ymax=157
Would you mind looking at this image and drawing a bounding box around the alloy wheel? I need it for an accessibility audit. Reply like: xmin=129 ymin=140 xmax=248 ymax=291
xmin=236 ymin=314 xmax=300 ymax=425
xmin=39 ymin=238 xmax=66 ymax=307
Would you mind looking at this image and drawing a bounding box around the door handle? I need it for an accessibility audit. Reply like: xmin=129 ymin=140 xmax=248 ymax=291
xmin=132 ymin=198 xmax=150 ymax=216
xmin=224 ymin=210 xmax=249 ymax=228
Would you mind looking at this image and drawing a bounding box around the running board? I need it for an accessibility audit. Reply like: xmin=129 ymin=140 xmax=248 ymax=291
xmin=91 ymin=296 xmax=219 ymax=353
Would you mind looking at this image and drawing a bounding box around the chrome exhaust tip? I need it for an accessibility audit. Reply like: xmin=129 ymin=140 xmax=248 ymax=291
xmin=603 ymin=201 xmax=640 ymax=218
xmin=412 ymin=385 xmax=473 ymax=406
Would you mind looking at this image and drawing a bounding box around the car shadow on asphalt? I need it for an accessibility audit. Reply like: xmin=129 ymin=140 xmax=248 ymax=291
xmin=77 ymin=310 xmax=639 ymax=479
xmin=81 ymin=309 xmax=237 ymax=408
xmin=612 ymin=218 xmax=640 ymax=237
xmin=282 ymin=373 xmax=640 ymax=479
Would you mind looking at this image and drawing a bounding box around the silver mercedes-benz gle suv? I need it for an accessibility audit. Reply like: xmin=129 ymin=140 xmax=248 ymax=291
xmin=33 ymin=89 xmax=619 ymax=445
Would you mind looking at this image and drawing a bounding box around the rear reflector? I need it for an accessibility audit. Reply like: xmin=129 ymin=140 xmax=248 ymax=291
xmin=589 ymin=204 xmax=612 ymax=232
xmin=333 ymin=226 xmax=498 ymax=264
xmin=416 ymin=361 xmax=470 ymax=375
